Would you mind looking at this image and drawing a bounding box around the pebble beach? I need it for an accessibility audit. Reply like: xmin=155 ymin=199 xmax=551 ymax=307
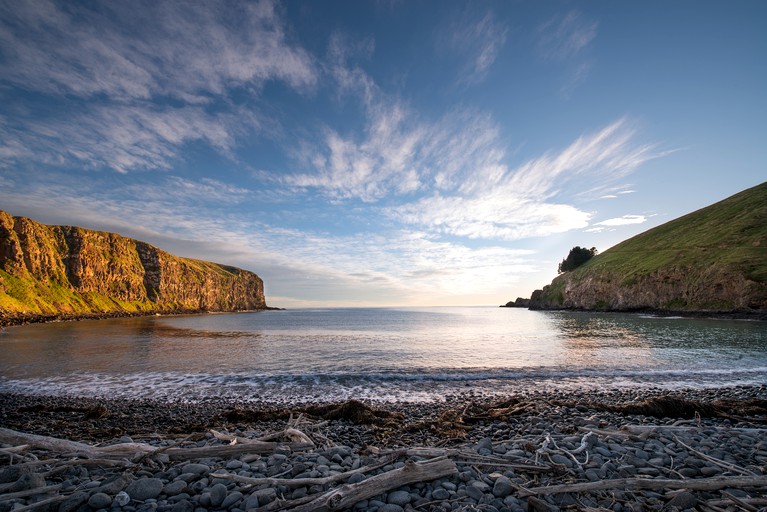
xmin=2 ymin=386 xmax=766 ymax=512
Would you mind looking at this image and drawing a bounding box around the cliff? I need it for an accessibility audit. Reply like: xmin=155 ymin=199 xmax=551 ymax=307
xmin=0 ymin=210 xmax=267 ymax=325
xmin=529 ymin=182 xmax=767 ymax=316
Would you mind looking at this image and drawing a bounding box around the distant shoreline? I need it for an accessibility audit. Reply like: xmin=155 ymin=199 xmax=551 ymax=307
xmin=500 ymin=304 xmax=767 ymax=321
xmin=0 ymin=306 xmax=285 ymax=328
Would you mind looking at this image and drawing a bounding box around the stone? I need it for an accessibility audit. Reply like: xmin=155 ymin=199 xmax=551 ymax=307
xmin=253 ymin=488 xmax=277 ymax=505
xmin=170 ymin=499 xmax=195 ymax=512
xmin=88 ymin=492 xmax=113 ymax=509
xmin=465 ymin=484 xmax=485 ymax=501
xmin=181 ymin=464 xmax=211 ymax=476
xmin=126 ymin=478 xmax=164 ymax=501
xmin=387 ymin=490 xmax=411 ymax=506
xmin=114 ymin=491 xmax=131 ymax=506
xmin=378 ymin=505 xmax=404 ymax=512
xmin=58 ymin=491 xmax=89 ymax=512
xmin=210 ymin=483 xmax=228 ymax=507
xmin=492 ymin=476 xmax=513 ymax=498
xmin=431 ymin=488 xmax=450 ymax=500
xmin=667 ymin=491 xmax=697 ymax=510
xmin=163 ymin=480 xmax=188 ymax=497
xmin=221 ymin=491 xmax=243 ymax=509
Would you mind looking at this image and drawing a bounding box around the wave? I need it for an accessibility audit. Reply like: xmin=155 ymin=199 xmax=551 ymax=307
xmin=2 ymin=366 xmax=766 ymax=403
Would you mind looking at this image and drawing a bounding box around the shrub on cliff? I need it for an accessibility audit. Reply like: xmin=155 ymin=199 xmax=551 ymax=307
xmin=558 ymin=246 xmax=598 ymax=273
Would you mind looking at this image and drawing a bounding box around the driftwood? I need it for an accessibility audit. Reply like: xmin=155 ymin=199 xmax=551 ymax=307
xmin=0 ymin=427 xmax=313 ymax=461
xmin=520 ymin=475 xmax=767 ymax=496
xmin=286 ymin=457 xmax=458 ymax=512
xmin=210 ymin=449 xmax=406 ymax=488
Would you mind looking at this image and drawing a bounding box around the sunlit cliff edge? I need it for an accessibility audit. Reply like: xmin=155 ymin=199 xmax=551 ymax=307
xmin=529 ymin=182 xmax=767 ymax=317
xmin=0 ymin=210 xmax=267 ymax=325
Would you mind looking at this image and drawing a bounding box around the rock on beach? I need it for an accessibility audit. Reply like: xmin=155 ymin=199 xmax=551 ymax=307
xmin=0 ymin=386 xmax=766 ymax=512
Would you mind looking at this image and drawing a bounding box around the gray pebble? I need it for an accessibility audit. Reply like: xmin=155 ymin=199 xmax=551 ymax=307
xmin=253 ymin=487 xmax=277 ymax=505
xmin=432 ymin=488 xmax=450 ymax=500
xmin=88 ymin=492 xmax=113 ymax=509
xmin=210 ymin=483 xmax=228 ymax=507
xmin=387 ymin=490 xmax=411 ymax=506
xmin=59 ymin=491 xmax=89 ymax=512
xmin=221 ymin=491 xmax=243 ymax=509
xmin=170 ymin=499 xmax=195 ymax=512
xmin=181 ymin=464 xmax=210 ymax=475
xmin=163 ymin=480 xmax=188 ymax=497
xmin=492 ymin=476 xmax=513 ymax=498
xmin=668 ymin=491 xmax=697 ymax=510
xmin=378 ymin=505 xmax=404 ymax=512
xmin=126 ymin=478 xmax=164 ymax=501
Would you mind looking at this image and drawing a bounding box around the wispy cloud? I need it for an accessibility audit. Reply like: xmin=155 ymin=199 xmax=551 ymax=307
xmin=391 ymin=119 xmax=659 ymax=241
xmin=1 ymin=104 xmax=259 ymax=173
xmin=445 ymin=11 xmax=509 ymax=85
xmin=536 ymin=10 xmax=598 ymax=97
xmin=0 ymin=0 xmax=316 ymax=101
xmin=595 ymin=215 xmax=647 ymax=227
xmin=0 ymin=0 xmax=313 ymax=173
xmin=537 ymin=10 xmax=598 ymax=61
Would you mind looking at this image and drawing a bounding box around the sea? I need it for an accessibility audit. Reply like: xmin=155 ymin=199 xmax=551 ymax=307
xmin=1 ymin=307 xmax=765 ymax=403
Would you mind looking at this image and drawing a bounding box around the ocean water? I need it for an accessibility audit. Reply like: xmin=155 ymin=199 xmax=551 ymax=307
xmin=1 ymin=307 xmax=765 ymax=403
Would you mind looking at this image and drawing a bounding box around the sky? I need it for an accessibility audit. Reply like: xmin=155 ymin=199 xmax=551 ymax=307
xmin=0 ymin=1 xmax=765 ymax=308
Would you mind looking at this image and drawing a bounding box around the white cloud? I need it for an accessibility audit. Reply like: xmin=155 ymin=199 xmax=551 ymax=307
xmin=0 ymin=0 xmax=314 ymax=174
xmin=2 ymin=104 xmax=258 ymax=173
xmin=537 ymin=10 xmax=598 ymax=61
xmin=390 ymin=119 xmax=658 ymax=241
xmin=0 ymin=0 xmax=316 ymax=101
xmin=446 ymin=11 xmax=509 ymax=85
xmin=594 ymin=215 xmax=647 ymax=227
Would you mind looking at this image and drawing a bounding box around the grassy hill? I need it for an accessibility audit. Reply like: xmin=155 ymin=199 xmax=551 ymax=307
xmin=530 ymin=181 xmax=767 ymax=314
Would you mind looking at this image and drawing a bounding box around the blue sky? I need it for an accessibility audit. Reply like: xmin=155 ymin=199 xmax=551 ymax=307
xmin=1 ymin=0 xmax=765 ymax=307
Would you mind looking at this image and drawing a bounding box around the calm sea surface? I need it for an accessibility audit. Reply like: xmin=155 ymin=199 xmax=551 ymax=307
xmin=1 ymin=307 xmax=765 ymax=402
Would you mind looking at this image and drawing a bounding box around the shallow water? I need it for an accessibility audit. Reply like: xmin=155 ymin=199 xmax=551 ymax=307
xmin=1 ymin=307 xmax=765 ymax=402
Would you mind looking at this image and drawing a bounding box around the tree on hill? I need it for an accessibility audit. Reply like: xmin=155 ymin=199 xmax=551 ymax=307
xmin=558 ymin=246 xmax=597 ymax=273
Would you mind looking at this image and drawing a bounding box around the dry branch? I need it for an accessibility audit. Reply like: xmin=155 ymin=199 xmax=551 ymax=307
xmin=286 ymin=457 xmax=458 ymax=511
xmin=520 ymin=475 xmax=767 ymax=496
xmin=210 ymin=450 xmax=406 ymax=489
xmin=0 ymin=427 xmax=313 ymax=461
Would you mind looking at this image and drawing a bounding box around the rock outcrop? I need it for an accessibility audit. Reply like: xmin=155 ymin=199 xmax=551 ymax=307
xmin=529 ymin=182 xmax=767 ymax=316
xmin=0 ymin=210 xmax=266 ymax=324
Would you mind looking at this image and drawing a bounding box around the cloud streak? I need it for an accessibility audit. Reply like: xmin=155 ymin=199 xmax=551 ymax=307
xmin=0 ymin=0 xmax=316 ymax=101
xmin=0 ymin=0 xmax=313 ymax=173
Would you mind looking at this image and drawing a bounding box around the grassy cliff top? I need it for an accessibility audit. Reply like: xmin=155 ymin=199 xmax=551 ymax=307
xmin=571 ymin=181 xmax=767 ymax=283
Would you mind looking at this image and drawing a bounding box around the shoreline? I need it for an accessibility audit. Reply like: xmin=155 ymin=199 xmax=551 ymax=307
xmin=1 ymin=386 xmax=766 ymax=511
xmin=0 ymin=306 xmax=286 ymax=329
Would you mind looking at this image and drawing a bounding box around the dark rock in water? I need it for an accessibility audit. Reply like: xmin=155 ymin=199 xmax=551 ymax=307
xmin=126 ymin=477 xmax=164 ymax=501
xmin=501 ymin=297 xmax=530 ymax=308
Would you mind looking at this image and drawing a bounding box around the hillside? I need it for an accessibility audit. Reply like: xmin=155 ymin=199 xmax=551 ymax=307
xmin=529 ymin=182 xmax=767 ymax=315
xmin=0 ymin=210 xmax=267 ymax=325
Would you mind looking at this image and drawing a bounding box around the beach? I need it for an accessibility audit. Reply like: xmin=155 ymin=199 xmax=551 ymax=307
xmin=2 ymin=385 xmax=766 ymax=512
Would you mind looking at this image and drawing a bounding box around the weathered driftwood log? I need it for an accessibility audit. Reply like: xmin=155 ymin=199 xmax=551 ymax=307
xmin=210 ymin=450 xmax=406 ymax=489
xmin=520 ymin=475 xmax=767 ymax=496
xmin=0 ymin=428 xmax=313 ymax=461
xmin=286 ymin=457 xmax=458 ymax=511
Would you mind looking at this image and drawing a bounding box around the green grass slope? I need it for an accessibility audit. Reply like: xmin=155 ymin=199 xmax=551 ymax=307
xmin=531 ymin=182 xmax=767 ymax=314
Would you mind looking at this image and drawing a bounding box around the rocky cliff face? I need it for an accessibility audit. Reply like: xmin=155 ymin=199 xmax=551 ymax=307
xmin=0 ymin=210 xmax=266 ymax=323
xmin=529 ymin=266 xmax=767 ymax=313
